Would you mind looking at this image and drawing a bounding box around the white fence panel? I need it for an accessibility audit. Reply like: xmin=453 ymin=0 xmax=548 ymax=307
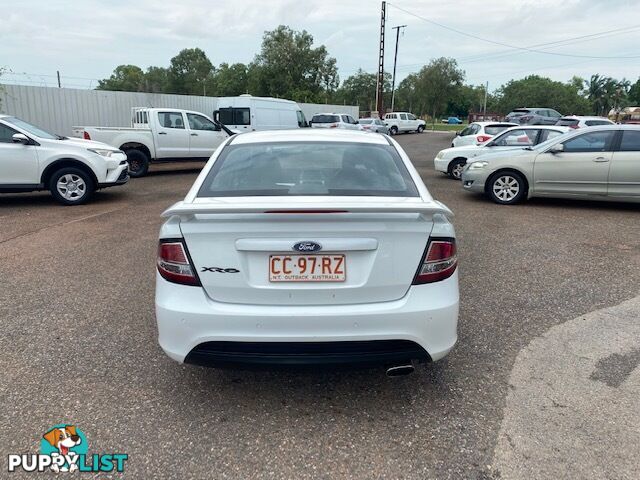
xmin=0 ymin=85 xmax=359 ymax=135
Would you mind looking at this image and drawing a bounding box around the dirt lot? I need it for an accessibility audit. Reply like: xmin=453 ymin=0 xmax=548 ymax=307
xmin=1 ymin=132 xmax=639 ymax=479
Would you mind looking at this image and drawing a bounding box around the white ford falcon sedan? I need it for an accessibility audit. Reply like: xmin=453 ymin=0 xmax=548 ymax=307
xmin=155 ymin=129 xmax=458 ymax=376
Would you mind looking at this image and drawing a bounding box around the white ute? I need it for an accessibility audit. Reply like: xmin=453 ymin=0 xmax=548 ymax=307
xmin=384 ymin=112 xmax=426 ymax=135
xmin=73 ymin=108 xmax=230 ymax=177
xmin=0 ymin=115 xmax=128 ymax=205
xmin=155 ymin=129 xmax=459 ymax=375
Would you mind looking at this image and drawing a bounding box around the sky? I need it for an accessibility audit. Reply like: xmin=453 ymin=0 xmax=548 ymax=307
xmin=2 ymin=0 xmax=640 ymax=92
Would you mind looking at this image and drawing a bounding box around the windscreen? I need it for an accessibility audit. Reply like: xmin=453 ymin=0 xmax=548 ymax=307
xmin=485 ymin=124 xmax=515 ymax=135
xmin=508 ymin=109 xmax=530 ymax=116
xmin=359 ymin=119 xmax=374 ymax=124
xmin=556 ymin=118 xmax=579 ymax=127
xmin=312 ymin=115 xmax=340 ymax=123
xmin=198 ymin=142 xmax=419 ymax=197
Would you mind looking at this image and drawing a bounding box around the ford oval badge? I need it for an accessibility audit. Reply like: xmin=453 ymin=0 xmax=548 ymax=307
xmin=293 ymin=241 xmax=322 ymax=252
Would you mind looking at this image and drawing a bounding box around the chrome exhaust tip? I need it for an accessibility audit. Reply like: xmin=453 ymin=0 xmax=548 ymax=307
xmin=386 ymin=364 xmax=415 ymax=377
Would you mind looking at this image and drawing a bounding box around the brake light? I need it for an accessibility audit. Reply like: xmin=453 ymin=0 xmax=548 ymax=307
xmin=412 ymin=239 xmax=457 ymax=284
xmin=477 ymin=135 xmax=491 ymax=143
xmin=569 ymin=125 xmax=579 ymax=129
xmin=83 ymin=131 xmax=91 ymax=140
xmin=329 ymin=123 xmax=338 ymax=128
xmin=157 ymin=240 xmax=200 ymax=286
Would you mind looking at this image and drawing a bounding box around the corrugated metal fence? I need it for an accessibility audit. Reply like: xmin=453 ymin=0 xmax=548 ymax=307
xmin=0 ymin=84 xmax=358 ymax=136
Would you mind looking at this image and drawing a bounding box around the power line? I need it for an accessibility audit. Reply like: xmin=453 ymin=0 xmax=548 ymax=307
xmin=387 ymin=2 xmax=640 ymax=59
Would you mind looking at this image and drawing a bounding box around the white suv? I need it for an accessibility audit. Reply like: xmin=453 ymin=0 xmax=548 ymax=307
xmin=0 ymin=115 xmax=129 ymax=205
xmin=310 ymin=113 xmax=363 ymax=130
xmin=384 ymin=112 xmax=426 ymax=135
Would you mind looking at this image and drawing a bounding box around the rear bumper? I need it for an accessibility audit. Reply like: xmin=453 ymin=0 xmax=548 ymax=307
xmin=155 ymin=271 xmax=459 ymax=367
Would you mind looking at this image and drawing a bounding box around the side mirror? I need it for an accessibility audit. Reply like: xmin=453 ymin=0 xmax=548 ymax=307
xmin=12 ymin=133 xmax=30 ymax=145
xmin=455 ymin=131 xmax=461 ymax=136
xmin=549 ymin=143 xmax=564 ymax=154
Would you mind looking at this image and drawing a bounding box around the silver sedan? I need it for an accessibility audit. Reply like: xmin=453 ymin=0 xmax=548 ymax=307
xmin=461 ymin=125 xmax=640 ymax=205
xmin=359 ymin=118 xmax=389 ymax=134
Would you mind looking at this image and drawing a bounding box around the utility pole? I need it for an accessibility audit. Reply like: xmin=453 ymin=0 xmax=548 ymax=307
xmin=482 ymin=81 xmax=488 ymax=119
xmin=375 ymin=1 xmax=386 ymax=118
xmin=390 ymin=25 xmax=406 ymax=112
xmin=57 ymin=71 xmax=61 ymax=88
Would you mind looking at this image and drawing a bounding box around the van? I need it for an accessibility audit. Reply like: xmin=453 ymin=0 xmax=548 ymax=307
xmin=214 ymin=95 xmax=308 ymax=132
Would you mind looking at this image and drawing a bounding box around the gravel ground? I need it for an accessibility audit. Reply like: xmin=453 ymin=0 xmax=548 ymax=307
xmin=1 ymin=132 xmax=638 ymax=479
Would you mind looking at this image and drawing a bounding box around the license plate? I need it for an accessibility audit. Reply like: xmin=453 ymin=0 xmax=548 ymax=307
xmin=269 ymin=255 xmax=346 ymax=282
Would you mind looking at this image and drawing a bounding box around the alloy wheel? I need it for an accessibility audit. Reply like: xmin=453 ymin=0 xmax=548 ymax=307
xmin=492 ymin=175 xmax=520 ymax=202
xmin=56 ymin=174 xmax=87 ymax=201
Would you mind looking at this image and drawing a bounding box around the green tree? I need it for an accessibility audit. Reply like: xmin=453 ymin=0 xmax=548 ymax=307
xmin=629 ymin=78 xmax=640 ymax=105
xmin=335 ymin=69 xmax=390 ymax=112
xmin=446 ymin=84 xmax=487 ymax=117
xmin=495 ymin=75 xmax=590 ymax=115
xmin=167 ymin=48 xmax=214 ymax=95
xmin=143 ymin=66 xmax=169 ymax=93
xmin=213 ymin=63 xmax=249 ymax=96
xmin=97 ymin=65 xmax=145 ymax=92
xmin=250 ymin=25 xmax=338 ymax=102
xmin=396 ymin=58 xmax=464 ymax=120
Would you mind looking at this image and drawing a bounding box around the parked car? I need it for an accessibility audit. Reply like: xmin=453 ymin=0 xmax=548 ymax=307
xmin=358 ymin=118 xmax=389 ymax=134
xmin=451 ymin=121 xmax=517 ymax=148
xmin=555 ymin=116 xmax=614 ymax=129
xmin=155 ymin=129 xmax=458 ymax=375
xmin=505 ymin=108 xmax=562 ymax=125
xmin=214 ymin=95 xmax=308 ymax=132
xmin=384 ymin=112 xmax=426 ymax=135
xmin=435 ymin=125 xmax=569 ymax=179
xmin=461 ymin=125 xmax=640 ymax=205
xmin=310 ymin=113 xmax=363 ymax=130
xmin=73 ymin=108 xmax=230 ymax=177
xmin=444 ymin=117 xmax=463 ymax=125
xmin=0 ymin=115 xmax=128 ymax=205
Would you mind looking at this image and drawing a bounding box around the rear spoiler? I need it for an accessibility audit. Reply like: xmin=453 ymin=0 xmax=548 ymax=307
xmin=162 ymin=200 xmax=453 ymax=219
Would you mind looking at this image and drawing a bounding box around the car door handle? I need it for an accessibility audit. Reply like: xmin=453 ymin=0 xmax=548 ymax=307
xmin=593 ymin=157 xmax=609 ymax=162
xmin=158 ymin=132 xmax=167 ymax=135
xmin=190 ymin=133 xmax=198 ymax=136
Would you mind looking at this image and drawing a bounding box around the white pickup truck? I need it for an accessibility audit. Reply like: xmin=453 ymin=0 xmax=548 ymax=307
xmin=73 ymin=108 xmax=230 ymax=177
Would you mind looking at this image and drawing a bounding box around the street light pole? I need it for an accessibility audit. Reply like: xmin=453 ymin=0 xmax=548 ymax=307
xmin=390 ymin=25 xmax=406 ymax=112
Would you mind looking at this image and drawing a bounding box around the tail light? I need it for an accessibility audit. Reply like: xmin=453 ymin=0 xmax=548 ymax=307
xmin=157 ymin=240 xmax=201 ymax=286
xmin=329 ymin=123 xmax=338 ymax=128
xmin=569 ymin=124 xmax=579 ymax=129
xmin=476 ymin=135 xmax=491 ymax=143
xmin=83 ymin=131 xmax=91 ymax=140
xmin=413 ymin=239 xmax=457 ymax=284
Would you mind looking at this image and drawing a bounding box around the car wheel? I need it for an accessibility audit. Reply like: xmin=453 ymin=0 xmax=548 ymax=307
xmin=417 ymin=125 xmax=425 ymax=133
xmin=390 ymin=126 xmax=398 ymax=136
xmin=49 ymin=167 xmax=95 ymax=206
xmin=487 ymin=171 xmax=527 ymax=205
xmin=448 ymin=159 xmax=466 ymax=180
xmin=125 ymin=149 xmax=150 ymax=178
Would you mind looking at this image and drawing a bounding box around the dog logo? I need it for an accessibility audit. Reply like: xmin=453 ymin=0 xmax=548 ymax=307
xmin=293 ymin=241 xmax=322 ymax=252
xmin=41 ymin=425 xmax=86 ymax=472
xmin=7 ymin=423 xmax=128 ymax=473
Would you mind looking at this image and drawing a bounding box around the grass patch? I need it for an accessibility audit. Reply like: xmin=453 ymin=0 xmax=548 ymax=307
xmin=427 ymin=123 xmax=467 ymax=132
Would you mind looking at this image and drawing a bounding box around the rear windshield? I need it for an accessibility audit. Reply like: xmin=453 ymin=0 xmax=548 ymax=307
xmin=198 ymin=142 xmax=419 ymax=197
xmin=359 ymin=119 xmax=373 ymax=124
xmin=556 ymin=118 xmax=579 ymax=126
xmin=312 ymin=115 xmax=340 ymax=123
xmin=485 ymin=124 xmax=515 ymax=135
xmin=585 ymin=120 xmax=612 ymax=126
xmin=508 ymin=110 xmax=530 ymax=116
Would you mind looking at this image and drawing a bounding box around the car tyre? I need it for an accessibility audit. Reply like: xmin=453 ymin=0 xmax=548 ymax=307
xmin=487 ymin=171 xmax=527 ymax=205
xmin=126 ymin=149 xmax=150 ymax=178
xmin=389 ymin=126 xmax=398 ymax=136
xmin=417 ymin=125 xmax=425 ymax=133
xmin=448 ymin=158 xmax=466 ymax=180
xmin=49 ymin=167 xmax=95 ymax=206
